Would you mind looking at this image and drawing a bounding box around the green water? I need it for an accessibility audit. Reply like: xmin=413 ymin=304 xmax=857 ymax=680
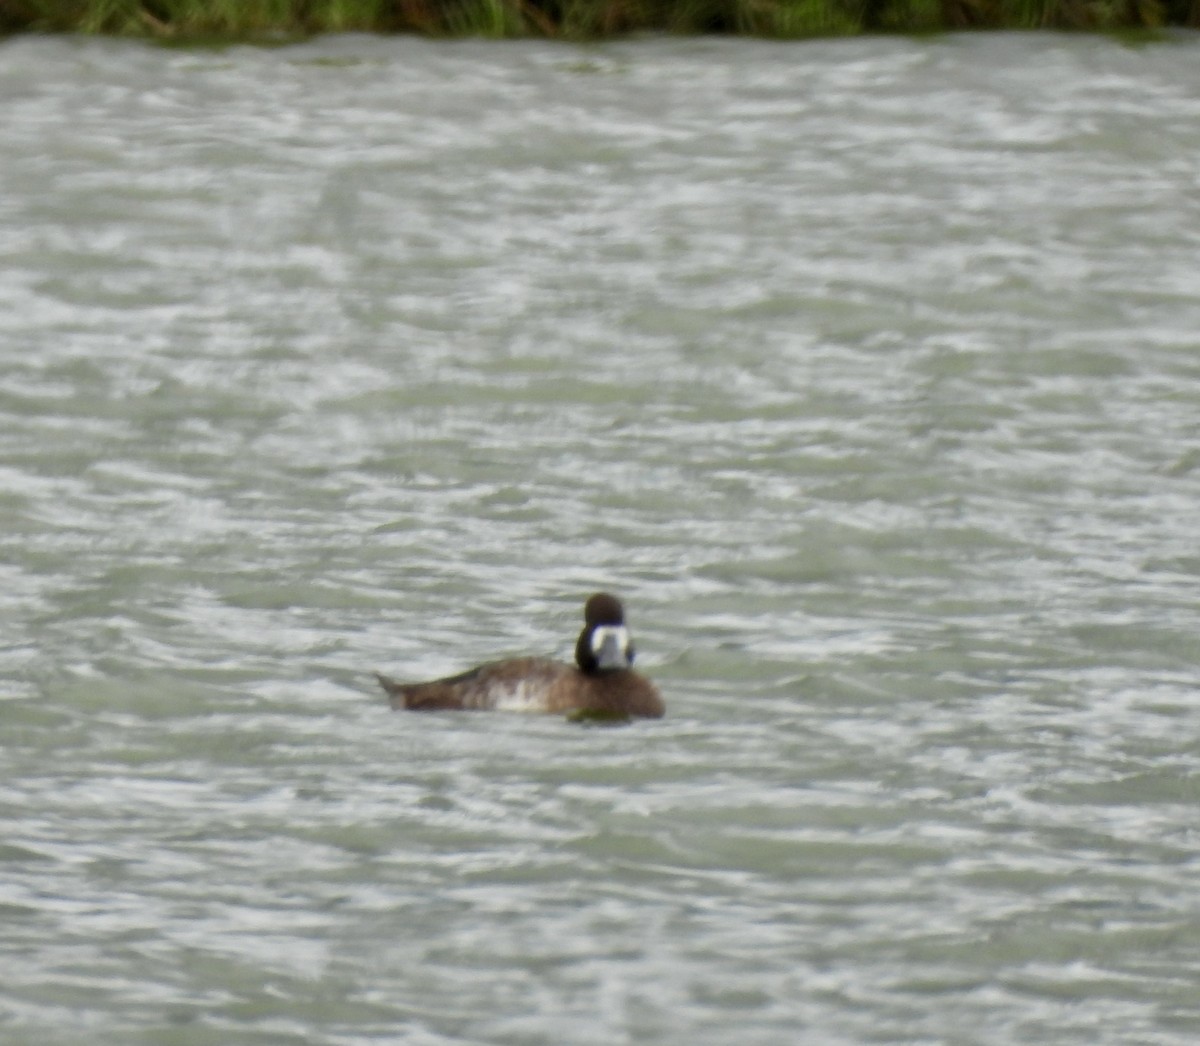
xmin=2 ymin=32 xmax=1199 ymax=1046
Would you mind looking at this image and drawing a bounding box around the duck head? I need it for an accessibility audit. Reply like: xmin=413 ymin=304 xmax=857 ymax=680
xmin=574 ymin=592 xmax=636 ymax=674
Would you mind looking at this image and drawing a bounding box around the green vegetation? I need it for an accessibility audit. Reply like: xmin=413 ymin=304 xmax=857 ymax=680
xmin=1 ymin=0 xmax=1197 ymax=38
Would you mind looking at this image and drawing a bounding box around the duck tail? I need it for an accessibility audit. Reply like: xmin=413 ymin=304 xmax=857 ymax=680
xmin=375 ymin=672 xmax=403 ymax=701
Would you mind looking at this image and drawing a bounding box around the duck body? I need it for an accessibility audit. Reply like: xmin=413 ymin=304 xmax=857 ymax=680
xmin=376 ymin=593 xmax=664 ymax=719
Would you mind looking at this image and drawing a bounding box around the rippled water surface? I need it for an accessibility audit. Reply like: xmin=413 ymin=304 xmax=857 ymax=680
xmin=3 ymin=30 xmax=1200 ymax=1045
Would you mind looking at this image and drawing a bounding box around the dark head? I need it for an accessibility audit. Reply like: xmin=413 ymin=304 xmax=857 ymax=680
xmin=574 ymin=592 xmax=636 ymax=674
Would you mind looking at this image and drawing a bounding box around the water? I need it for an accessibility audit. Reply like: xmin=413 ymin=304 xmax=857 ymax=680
xmin=2 ymin=29 xmax=1200 ymax=1045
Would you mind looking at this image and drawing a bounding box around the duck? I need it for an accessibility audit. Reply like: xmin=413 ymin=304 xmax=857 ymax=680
xmin=376 ymin=592 xmax=664 ymax=719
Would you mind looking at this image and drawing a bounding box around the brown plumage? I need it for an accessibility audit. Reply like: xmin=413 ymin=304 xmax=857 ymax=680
xmin=376 ymin=593 xmax=664 ymax=719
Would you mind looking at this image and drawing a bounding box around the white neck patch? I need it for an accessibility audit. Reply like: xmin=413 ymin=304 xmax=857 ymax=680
xmin=590 ymin=624 xmax=631 ymax=668
xmin=590 ymin=624 xmax=629 ymax=650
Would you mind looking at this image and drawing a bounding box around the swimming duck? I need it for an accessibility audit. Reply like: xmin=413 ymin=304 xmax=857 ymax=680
xmin=376 ymin=593 xmax=664 ymax=719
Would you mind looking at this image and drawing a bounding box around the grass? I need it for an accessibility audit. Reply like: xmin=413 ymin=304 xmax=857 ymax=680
xmin=1 ymin=0 xmax=1197 ymax=37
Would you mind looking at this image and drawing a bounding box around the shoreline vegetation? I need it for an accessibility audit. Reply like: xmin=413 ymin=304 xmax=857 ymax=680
xmin=1 ymin=0 xmax=1198 ymax=39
